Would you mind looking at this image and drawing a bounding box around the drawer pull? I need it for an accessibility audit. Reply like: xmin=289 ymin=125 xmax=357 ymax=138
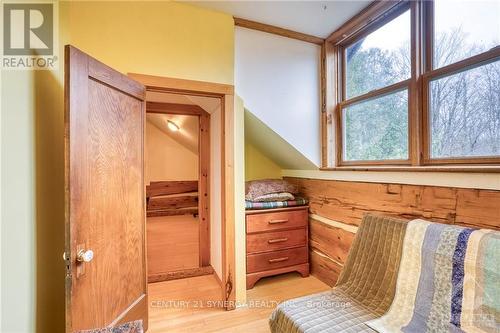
xmin=268 ymin=237 xmax=288 ymax=244
xmin=268 ymin=219 xmax=288 ymax=224
xmin=268 ymin=257 xmax=289 ymax=263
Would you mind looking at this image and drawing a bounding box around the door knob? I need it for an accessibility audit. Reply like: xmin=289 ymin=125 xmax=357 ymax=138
xmin=76 ymin=249 xmax=94 ymax=263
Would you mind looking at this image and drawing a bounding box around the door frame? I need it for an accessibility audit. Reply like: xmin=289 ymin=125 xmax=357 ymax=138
xmin=130 ymin=73 xmax=237 ymax=310
xmin=145 ymin=100 xmax=211 ymax=268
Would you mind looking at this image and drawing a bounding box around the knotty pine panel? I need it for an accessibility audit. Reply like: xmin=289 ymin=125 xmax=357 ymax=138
xmin=309 ymin=250 xmax=343 ymax=287
xmin=286 ymin=177 xmax=500 ymax=230
xmin=309 ymin=218 xmax=355 ymax=264
xmin=286 ymin=177 xmax=500 ymax=287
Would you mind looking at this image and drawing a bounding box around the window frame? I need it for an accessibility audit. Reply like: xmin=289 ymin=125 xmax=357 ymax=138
xmin=324 ymin=0 xmax=500 ymax=168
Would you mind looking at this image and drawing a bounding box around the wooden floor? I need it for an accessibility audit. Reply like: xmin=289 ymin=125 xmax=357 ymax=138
xmin=147 ymin=215 xmax=199 ymax=275
xmin=148 ymin=272 xmax=330 ymax=332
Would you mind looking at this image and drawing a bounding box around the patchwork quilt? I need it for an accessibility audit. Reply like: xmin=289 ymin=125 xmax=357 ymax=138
xmin=269 ymin=216 xmax=500 ymax=333
xmin=367 ymin=220 xmax=500 ymax=333
xmin=245 ymin=197 xmax=308 ymax=210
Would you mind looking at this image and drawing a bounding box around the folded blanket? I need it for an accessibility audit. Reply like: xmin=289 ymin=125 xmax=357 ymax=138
xmin=367 ymin=220 xmax=500 ymax=333
xmin=252 ymin=192 xmax=295 ymax=202
xmin=245 ymin=197 xmax=308 ymax=210
xmin=245 ymin=179 xmax=298 ymax=201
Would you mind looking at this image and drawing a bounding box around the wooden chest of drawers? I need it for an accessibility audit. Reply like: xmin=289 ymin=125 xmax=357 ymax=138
xmin=246 ymin=206 xmax=309 ymax=289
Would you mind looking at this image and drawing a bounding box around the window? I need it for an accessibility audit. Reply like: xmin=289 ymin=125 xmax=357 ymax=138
xmin=345 ymin=10 xmax=411 ymax=99
xmin=343 ymin=90 xmax=408 ymax=161
xmin=429 ymin=61 xmax=500 ymax=159
xmin=326 ymin=0 xmax=500 ymax=168
xmin=433 ymin=0 xmax=500 ymax=69
xmin=338 ymin=5 xmax=412 ymax=165
xmin=423 ymin=0 xmax=500 ymax=163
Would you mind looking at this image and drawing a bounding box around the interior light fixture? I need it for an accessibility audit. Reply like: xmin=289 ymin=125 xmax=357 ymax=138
xmin=167 ymin=120 xmax=180 ymax=132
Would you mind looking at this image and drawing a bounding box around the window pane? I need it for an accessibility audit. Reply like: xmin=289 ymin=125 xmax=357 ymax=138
xmin=345 ymin=10 xmax=411 ymax=99
xmin=430 ymin=60 xmax=500 ymax=158
xmin=434 ymin=0 xmax=500 ymax=68
xmin=343 ymin=90 xmax=409 ymax=161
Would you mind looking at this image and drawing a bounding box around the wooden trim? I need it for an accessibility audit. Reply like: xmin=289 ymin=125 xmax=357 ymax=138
xmin=138 ymin=74 xmax=236 ymax=309
xmin=327 ymin=0 xmax=404 ymax=44
xmin=339 ymin=2 xmax=411 ymax=49
xmin=339 ymin=79 xmax=410 ymax=108
xmin=325 ymin=42 xmax=337 ymax=167
xmin=129 ymin=73 xmax=234 ymax=96
xmin=146 ymin=101 xmax=205 ymax=116
xmin=422 ymin=48 xmax=500 ymax=81
xmin=339 ymin=159 xmax=411 ymax=167
xmin=222 ymin=94 xmax=236 ymax=310
xmin=423 ymin=0 xmax=433 ymax=72
xmin=148 ymin=266 xmax=214 ymax=283
xmin=234 ymin=17 xmax=324 ymax=45
xmin=409 ymin=0 xmax=423 ymax=166
xmin=212 ymin=270 xmax=223 ymax=289
xmin=320 ymin=42 xmax=327 ymax=167
xmin=319 ymin=166 xmax=500 ymax=173
xmin=199 ymin=111 xmax=210 ymax=266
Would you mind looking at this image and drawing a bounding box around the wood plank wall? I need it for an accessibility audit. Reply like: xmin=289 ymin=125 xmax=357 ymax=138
xmin=284 ymin=177 xmax=500 ymax=287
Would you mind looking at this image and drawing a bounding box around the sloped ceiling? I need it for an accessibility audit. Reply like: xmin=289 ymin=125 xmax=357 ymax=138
xmin=145 ymin=91 xmax=220 ymax=153
xmin=245 ymin=109 xmax=317 ymax=170
xmin=146 ymin=113 xmax=199 ymax=154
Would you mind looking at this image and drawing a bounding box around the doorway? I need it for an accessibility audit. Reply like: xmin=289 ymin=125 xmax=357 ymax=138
xmin=64 ymin=46 xmax=237 ymax=332
xmin=145 ymin=91 xmax=214 ymax=282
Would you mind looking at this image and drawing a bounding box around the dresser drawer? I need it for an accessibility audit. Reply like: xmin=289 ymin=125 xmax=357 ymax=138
xmin=246 ymin=209 xmax=308 ymax=233
xmin=246 ymin=246 xmax=308 ymax=273
xmin=246 ymin=228 xmax=307 ymax=254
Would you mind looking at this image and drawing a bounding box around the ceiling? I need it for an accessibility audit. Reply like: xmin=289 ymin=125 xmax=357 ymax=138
xmin=185 ymin=1 xmax=371 ymax=38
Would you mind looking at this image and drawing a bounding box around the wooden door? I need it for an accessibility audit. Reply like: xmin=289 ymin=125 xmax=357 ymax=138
xmin=64 ymin=45 xmax=148 ymax=332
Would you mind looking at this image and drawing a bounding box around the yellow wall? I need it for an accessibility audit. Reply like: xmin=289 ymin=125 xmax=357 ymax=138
xmin=1 ymin=2 xmax=234 ymax=332
xmin=245 ymin=142 xmax=282 ymax=181
xmin=145 ymin=121 xmax=198 ymax=184
xmin=65 ymin=1 xmax=234 ymax=84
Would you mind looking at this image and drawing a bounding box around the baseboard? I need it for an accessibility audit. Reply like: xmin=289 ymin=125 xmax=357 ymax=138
xmin=148 ymin=266 xmax=214 ymax=283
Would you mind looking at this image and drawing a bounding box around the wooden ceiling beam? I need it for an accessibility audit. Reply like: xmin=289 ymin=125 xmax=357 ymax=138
xmin=146 ymin=101 xmax=205 ymax=116
xmin=234 ymin=17 xmax=325 ymax=45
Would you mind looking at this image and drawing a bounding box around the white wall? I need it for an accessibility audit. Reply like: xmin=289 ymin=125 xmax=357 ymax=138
xmin=235 ymin=27 xmax=321 ymax=166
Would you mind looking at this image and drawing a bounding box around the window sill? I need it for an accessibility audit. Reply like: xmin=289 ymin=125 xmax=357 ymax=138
xmin=319 ymin=166 xmax=500 ymax=173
